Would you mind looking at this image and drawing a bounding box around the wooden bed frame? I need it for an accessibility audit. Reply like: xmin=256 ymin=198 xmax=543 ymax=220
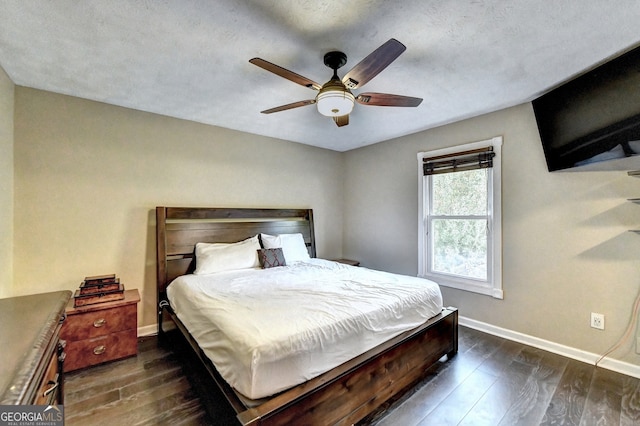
xmin=156 ymin=206 xmax=458 ymax=425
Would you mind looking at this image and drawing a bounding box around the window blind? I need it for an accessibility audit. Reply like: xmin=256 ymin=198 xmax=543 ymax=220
xmin=423 ymin=146 xmax=495 ymax=175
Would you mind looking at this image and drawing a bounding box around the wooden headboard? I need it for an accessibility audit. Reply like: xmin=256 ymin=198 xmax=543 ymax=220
xmin=156 ymin=207 xmax=315 ymax=301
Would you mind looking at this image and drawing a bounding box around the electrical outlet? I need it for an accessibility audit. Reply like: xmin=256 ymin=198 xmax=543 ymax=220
xmin=591 ymin=312 xmax=605 ymax=330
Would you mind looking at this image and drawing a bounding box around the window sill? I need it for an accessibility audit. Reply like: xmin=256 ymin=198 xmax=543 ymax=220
xmin=420 ymin=273 xmax=503 ymax=299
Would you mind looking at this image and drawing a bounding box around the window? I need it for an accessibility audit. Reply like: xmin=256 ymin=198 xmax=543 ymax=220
xmin=417 ymin=137 xmax=503 ymax=298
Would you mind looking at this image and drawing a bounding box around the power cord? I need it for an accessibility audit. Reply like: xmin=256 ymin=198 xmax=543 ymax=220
xmin=595 ymin=286 xmax=640 ymax=367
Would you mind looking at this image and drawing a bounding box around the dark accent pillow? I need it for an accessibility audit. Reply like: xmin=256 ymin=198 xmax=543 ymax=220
xmin=257 ymin=248 xmax=286 ymax=269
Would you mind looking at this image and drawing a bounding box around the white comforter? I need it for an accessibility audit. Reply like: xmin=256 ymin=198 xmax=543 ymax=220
xmin=167 ymin=259 xmax=443 ymax=400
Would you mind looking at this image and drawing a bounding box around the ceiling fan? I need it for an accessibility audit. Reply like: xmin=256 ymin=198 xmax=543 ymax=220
xmin=249 ymin=38 xmax=422 ymax=127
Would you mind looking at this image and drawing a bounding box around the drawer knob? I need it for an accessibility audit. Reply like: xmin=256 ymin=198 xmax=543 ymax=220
xmin=93 ymin=345 xmax=106 ymax=355
xmin=93 ymin=318 xmax=106 ymax=328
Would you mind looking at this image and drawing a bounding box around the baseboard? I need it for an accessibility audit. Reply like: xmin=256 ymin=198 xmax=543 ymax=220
xmin=137 ymin=324 xmax=157 ymax=337
xmin=459 ymin=315 xmax=640 ymax=379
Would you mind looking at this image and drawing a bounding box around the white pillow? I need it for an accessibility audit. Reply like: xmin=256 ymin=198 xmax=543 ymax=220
xmin=260 ymin=233 xmax=311 ymax=262
xmin=194 ymin=235 xmax=261 ymax=274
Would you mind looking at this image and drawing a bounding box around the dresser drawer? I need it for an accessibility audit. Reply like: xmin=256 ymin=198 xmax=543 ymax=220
xmin=34 ymin=347 xmax=61 ymax=405
xmin=64 ymin=329 xmax=137 ymax=371
xmin=61 ymin=304 xmax=137 ymax=340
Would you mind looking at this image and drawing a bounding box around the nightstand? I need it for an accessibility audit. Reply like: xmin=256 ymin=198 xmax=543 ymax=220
xmin=332 ymin=258 xmax=360 ymax=267
xmin=61 ymin=289 xmax=140 ymax=371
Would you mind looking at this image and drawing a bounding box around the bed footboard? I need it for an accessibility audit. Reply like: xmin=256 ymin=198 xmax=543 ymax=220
xmin=161 ymin=303 xmax=457 ymax=426
xmin=238 ymin=307 xmax=457 ymax=425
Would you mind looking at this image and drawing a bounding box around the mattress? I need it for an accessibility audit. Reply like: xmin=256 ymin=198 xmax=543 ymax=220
xmin=167 ymin=258 xmax=443 ymax=400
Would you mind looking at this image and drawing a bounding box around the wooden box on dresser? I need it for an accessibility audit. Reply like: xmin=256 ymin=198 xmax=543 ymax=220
xmin=0 ymin=290 xmax=71 ymax=405
xmin=61 ymin=289 xmax=140 ymax=371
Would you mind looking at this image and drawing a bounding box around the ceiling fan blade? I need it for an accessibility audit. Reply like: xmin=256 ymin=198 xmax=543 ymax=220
xmin=250 ymin=58 xmax=322 ymax=91
xmin=342 ymin=39 xmax=406 ymax=90
xmin=356 ymin=92 xmax=423 ymax=107
xmin=333 ymin=114 xmax=349 ymax=127
xmin=260 ymin=99 xmax=316 ymax=114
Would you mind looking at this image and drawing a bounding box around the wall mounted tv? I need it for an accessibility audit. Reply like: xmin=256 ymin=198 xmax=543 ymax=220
xmin=532 ymin=45 xmax=640 ymax=172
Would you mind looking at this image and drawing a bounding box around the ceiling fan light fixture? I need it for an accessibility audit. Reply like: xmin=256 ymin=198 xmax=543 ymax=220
xmin=250 ymin=39 xmax=420 ymax=125
xmin=316 ymin=90 xmax=355 ymax=117
xmin=316 ymin=79 xmax=355 ymax=117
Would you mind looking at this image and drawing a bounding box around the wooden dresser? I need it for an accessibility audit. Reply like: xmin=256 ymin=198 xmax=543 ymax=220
xmin=0 ymin=290 xmax=71 ymax=405
xmin=61 ymin=289 xmax=140 ymax=371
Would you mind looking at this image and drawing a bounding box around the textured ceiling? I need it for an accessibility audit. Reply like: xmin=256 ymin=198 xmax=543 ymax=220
xmin=1 ymin=1 xmax=640 ymax=151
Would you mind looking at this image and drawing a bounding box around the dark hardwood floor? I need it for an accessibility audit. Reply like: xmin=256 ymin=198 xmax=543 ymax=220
xmin=64 ymin=335 xmax=210 ymax=425
xmin=64 ymin=326 xmax=640 ymax=425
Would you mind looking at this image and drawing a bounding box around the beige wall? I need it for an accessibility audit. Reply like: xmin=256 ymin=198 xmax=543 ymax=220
xmin=343 ymin=103 xmax=640 ymax=364
xmin=13 ymin=87 xmax=345 ymax=327
xmin=8 ymin=84 xmax=640 ymax=365
xmin=0 ymin=66 xmax=14 ymax=296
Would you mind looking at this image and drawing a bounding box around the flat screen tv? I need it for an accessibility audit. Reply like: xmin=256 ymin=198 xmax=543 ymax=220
xmin=532 ymin=44 xmax=640 ymax=172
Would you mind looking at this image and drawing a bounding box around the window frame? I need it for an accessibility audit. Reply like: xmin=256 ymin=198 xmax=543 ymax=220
xmin=417 ymin=136 xmax=503 ymax=299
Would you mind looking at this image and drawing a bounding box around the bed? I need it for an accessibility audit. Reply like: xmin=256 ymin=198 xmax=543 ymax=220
xmin=156 ymin=207 xmax=458 ymax=425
